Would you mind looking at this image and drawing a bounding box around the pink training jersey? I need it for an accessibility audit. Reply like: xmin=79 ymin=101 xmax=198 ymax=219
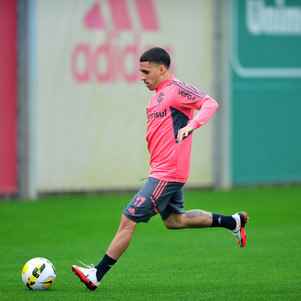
xmin=146 ymin=75 xmax=218 ymax=183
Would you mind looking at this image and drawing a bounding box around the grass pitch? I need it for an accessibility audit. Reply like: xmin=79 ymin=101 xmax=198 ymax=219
xmin=0 ymin=185 xmax=300 ymax=300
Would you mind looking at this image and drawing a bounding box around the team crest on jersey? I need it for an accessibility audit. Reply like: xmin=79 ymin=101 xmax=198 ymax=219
xmin=157 ymin=92 xmax=164 ymax=103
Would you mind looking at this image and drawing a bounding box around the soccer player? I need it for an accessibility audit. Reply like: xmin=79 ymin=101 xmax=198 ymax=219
xmin=72 ymin=47 xmax=248 ymax=290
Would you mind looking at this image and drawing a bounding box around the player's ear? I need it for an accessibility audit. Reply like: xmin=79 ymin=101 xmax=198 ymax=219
xmin=159 ymin=64 xmax=166 ymax=74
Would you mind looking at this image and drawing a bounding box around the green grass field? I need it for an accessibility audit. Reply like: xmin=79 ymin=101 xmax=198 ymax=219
xmin=0 ymin=185 xmax=300 ymax=300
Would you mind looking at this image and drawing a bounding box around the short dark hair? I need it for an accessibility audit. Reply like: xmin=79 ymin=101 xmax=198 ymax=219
xmin=140 ymin=47 xmax=171 ymax=69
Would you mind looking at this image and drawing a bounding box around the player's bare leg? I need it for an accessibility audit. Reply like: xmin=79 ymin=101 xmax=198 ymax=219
xmin=164 ymin=210 xmax=248 ymax=247
xmin=72 ymin=215 xmax=137 ymax=290
xmin=163 ymin=210 xmax=213 ymax=229
xmin=106 ymin=215 xmax=137 ymax=260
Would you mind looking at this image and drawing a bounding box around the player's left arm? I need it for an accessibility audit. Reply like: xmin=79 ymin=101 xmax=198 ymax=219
xmin=176 ymin=87 xmax=219 ymax=144
xmin=177 ymin=124 xmax=194 ymax=144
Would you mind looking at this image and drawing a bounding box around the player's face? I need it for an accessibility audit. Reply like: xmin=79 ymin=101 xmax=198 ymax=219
xmin=140 ymin=61 xmax=162 ymax=91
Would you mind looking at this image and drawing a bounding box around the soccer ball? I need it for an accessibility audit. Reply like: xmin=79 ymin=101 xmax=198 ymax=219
xmin=21 ymin=257 xmax=56 ymax=290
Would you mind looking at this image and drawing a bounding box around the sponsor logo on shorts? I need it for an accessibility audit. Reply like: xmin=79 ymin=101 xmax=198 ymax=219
xmin=128 ymin=208 xmax=135 ymax=215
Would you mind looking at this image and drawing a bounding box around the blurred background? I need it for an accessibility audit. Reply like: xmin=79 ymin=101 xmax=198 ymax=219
xmin=0 ymin=0 xmax=300 ymax=200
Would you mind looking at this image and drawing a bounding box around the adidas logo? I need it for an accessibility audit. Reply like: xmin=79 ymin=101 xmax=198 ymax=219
xmin=128 ymin=208 xmax=135 ymax=216
xmin=84 ymin=1 xmax=159 ymax=31
xmin=71 ymin=0 xmax=174 ymax=84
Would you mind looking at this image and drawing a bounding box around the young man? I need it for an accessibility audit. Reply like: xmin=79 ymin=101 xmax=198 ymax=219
xmin=72 ymin=47 xmax=248 ymax=291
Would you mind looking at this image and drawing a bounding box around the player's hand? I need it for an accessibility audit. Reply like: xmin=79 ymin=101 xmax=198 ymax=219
xmin=177 ymin=125 xmax=193 ymax=144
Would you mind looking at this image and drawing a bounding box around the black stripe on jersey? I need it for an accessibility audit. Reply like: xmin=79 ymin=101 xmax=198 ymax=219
xmin=178 ymin=81 xmax=207 ymax=96
xmin=170 ymin=106 xmax=192 ymax=143
xmin=174 ymin=82 xmax=207 ymax=99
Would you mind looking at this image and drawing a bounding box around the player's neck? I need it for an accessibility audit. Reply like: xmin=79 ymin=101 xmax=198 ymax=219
xmin=156 ymin=73 xmax=171 ymax=90
xmin=160 ymin=72 xmax=171 ymax=83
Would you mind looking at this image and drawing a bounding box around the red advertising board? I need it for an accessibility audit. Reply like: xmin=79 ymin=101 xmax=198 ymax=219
xmin=0 ymin=0 xmax=17 ymax=194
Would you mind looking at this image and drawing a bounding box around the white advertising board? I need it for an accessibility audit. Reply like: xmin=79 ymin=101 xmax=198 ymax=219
xmin=35 ymin=0 xmax=215 ymax=191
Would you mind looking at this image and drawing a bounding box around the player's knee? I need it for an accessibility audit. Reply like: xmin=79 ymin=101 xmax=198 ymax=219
xmin=163 ymin=215 xmax=183 ymax=230
xmin=164 ymin=222 xmax=179 ymax=230
xmin=163 ymin=220 xmax=174 ymax=229
xmin=119 ymin=214 xmax=137 ymax=231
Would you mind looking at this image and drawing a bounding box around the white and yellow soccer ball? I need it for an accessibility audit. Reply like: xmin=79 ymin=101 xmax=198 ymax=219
xmin=22 ymin=257 xmax=56 ymax=290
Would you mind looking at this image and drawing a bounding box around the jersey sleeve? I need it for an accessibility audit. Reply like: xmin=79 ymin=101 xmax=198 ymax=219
xmin=187 ymin=96 xmax=218 ymax=130
xmin=175 ymin=82 xmax=219 ymax=130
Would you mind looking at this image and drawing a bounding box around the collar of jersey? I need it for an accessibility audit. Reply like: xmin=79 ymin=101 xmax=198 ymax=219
xmin=156 ymin=75 xmax=175 ymax=92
